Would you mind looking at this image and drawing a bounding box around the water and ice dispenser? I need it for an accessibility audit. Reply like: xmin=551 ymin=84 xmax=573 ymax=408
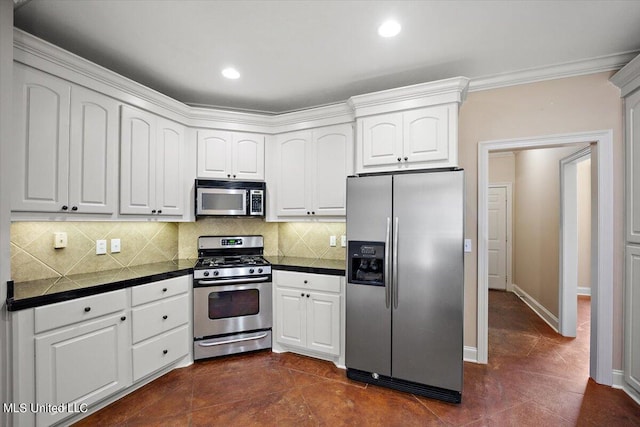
xmin=348 ymin=241 xmax=385 ymax=286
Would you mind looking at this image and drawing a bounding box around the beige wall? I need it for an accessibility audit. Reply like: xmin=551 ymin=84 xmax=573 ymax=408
xmin=513 ymin=146 xmax=581 ymax=314
xmin=11 ymin=220 xmax=346 ymax=283
xmin=578 ymin=158 xmax=592 ymax=290
xmin=489 ymin=153 xmax=515 ymax=183
xmin=458 ymin=71 xmax=623 ymax=368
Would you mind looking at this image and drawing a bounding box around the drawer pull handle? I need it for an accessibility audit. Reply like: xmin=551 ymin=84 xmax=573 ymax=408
xmin=120 ymin=316 xmax=126 ymax=321
xmin=162 ymin=288 xmax=168 ymax=292
xmin=162 ymin=315 xmax=168 ymax=320
xmin=84 ymin=307 xmax=91 ymax=312
xmin=163 ymin=349 xmax=168 ymax=355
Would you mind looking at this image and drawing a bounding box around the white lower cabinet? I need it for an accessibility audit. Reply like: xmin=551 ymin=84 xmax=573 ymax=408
xmin=274 ymin=271 xmax=343 ymax=359
xmin=11 ymin=275 xmax=192 ymax=427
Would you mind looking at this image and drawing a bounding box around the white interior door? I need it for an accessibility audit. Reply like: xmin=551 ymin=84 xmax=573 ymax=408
xmin=488 ymin=186 xmax=507 ymax=290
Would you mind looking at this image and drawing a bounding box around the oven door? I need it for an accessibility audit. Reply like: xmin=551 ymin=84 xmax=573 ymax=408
xmin=196 ymin=188 xmax=247 ymax=216
xmin=193 ymin=276 xmax=272 ymax=339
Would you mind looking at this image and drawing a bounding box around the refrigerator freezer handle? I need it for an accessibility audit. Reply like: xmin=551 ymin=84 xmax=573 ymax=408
xmin=385 ymin=217 xmax=391 ymax=308
xmin=393 ymin=217 xmax=399 ymax=309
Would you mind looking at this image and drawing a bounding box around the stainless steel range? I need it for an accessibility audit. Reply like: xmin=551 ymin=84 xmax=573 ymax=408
xmin=193 ymin=235 xmax=272 ymax=360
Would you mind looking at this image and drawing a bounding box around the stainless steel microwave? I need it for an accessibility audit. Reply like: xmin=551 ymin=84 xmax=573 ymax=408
xmin=195 ymin=180 xmax=265 ymax=217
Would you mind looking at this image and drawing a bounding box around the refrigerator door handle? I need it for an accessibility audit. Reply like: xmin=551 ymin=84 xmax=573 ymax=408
xmin=393 ymin=216 xmax=399 ymax=309
xmin=385 ymin=217 xmax=391 ymax=308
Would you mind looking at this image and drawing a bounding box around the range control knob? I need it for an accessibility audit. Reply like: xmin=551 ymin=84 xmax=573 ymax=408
xmin=258 ymin=268 xmax=263 ymax=273
xmin=249 ymin=268 xmax=255 ymax=274
xmin=203 ymin=271 xmax=210 ymax=277
xmin=213 ymin=271 xmax=219 ymax=276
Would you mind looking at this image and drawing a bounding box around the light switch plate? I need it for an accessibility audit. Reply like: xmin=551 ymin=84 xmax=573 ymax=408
xmin=341 ymin=235 xmax=347 ymax=247
xmin=464 ymin=239 xmax=472 ymax=253
xmin=111 ymin=238 xmax=121 ymax=253
xmin=96 ymin=239 xmax=107 ymax=255
xmin=329 ymin=236 xmax=337 ymax=247
xmin=54 ymin=232 xmax=67 ymax=249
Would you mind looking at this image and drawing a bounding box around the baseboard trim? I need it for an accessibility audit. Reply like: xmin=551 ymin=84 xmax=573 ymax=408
xmin=464 ymin=346 xmax=479 ymax=363
xmin=612 ymin=370 xmax=640 ymax=405
xmin=577 ymin=286 xmax=592 ymax=296
xmin=512 ymin=285 xmax=559 ymax=332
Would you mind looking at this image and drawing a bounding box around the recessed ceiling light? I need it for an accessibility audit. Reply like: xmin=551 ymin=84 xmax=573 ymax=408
xmin=222 ymin=67 xmax=240 ymax=79
xmin=378 ymin=20 xmax=401 ymax=38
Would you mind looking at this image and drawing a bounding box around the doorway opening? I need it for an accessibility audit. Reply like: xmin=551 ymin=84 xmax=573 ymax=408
xmin=478 ymin=130 xmax=613 ymax=386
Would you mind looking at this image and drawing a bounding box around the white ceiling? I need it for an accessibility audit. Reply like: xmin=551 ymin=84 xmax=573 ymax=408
xmin=13 ymin=0 xmax=640 ymax=114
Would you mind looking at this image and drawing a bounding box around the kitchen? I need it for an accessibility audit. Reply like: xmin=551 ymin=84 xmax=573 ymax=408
xmin=2 ymin=1 xmax=640 ymax=426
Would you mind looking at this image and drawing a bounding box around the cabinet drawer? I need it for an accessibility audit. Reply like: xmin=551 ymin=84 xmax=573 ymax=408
xmin=34 ymin=290 xmax=127 ymax=334
xmin=132 ymin=293 xmax=189 ymax=343
xmin=132 ymin=325 xmax=189 ymax=382
xmin=131 ymin=276 xmax=189 ymax=306
xmin=275 ymin=270 xmax=341 ymax=293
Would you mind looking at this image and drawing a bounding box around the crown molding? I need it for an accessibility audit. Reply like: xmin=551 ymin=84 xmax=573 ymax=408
xmin=470 ymin=51 xmax=639 ymax=93
xmin=348 ymin=77 xmax=470 ymax=118
xmin=610 ymin=52 xmax=640 ymax=97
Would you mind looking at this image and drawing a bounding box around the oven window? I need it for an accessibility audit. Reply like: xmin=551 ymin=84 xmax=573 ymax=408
xmin=202 ymin=193 xmax=244 ymax=212
xmin=208 ymin=289 xmax=259 ymax=319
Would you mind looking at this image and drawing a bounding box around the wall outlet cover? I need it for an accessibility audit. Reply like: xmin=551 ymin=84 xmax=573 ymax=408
xmin=53 ymin=232 xmax=67 ymax=249
xmin=111 ymin=238 xmax=121 ymax=253
xmin=329 ymin=235 xmax=337 ymax=247
xmin=96 ymin=239 xmax=107 ymax=255
xmin=341 ymin=235 xmax=347 ymax=247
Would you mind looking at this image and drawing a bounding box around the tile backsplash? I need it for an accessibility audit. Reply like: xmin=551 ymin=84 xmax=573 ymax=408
xmin=11 ymin=220 xmax=346 ymax=282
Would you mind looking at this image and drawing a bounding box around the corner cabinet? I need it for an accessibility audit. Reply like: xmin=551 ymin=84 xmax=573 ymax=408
xmin=12 ymin=63 xmax=119 ymax=215
xmin=350 ymin=77 xmax=469 ymax=174
xmin=272 ymin=123 xmax=353 ymax=218
xmin=197 ymin=130 xmax=265 ymax=180
xmin=120 ymin=105 xmax=185 ymax=217
xmin=612 ymin=53 xmax=640 ymax=397
xmin=273 ymin=270 xmax=343 ymax=362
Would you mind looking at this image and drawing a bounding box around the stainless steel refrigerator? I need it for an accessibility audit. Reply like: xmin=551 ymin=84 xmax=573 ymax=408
xmin=345 ymin=169 xmax=464 ymax=403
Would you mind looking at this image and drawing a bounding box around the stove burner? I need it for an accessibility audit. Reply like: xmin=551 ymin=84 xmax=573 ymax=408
xmin=197 ymin=255 xmax=268 ymax=268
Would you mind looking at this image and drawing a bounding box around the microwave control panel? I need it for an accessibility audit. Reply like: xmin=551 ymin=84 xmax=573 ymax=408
xmin=250 ymin=190 xmax=264 ymax=215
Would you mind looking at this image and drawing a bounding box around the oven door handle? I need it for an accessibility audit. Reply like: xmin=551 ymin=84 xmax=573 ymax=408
xmin=195 ymin=276 xmax=270 ymax=286
xmin=197 ymin=332 xmax=269 ymax=347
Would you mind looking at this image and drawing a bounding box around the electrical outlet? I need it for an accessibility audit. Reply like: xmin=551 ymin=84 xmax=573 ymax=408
xmin=329 ymin=235 xmax=337 ymax=247
xmin=341 ymin=235 xmax=347 ymax=247
xmin=111 ymin=238 xmax=121 ymax=253
xmin=96 ymin=239 xmax=107 ymax=255
xmin=464 ymin=239 xmax=472 ymax=253
xmin=53 ymin=232 xmax=67 ymax=249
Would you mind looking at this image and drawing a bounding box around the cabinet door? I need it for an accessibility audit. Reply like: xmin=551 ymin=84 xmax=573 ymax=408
xmin=360 ymin=113 xmax=402 ymax=167
xmin=276 ymin=132 xmax=312 ymax=216
xmin=35 ymin=313 xmax=130 ymax=426
xmin=403 ymin=106 xmax=451 ymax=164
xmin=275 ymin=288 xmax=306 ymax=348
xmin=312 ymin=124 xmax=353 ymax=216
xmin=12 ymin=64 xmax=71 ymax=212
xmin=307 ymin=292 xmax=340 ymax=356
xmin=197 ymin=130 xmax=232 ymax=179
xmin=627 ymin=90 xmax=640 ymax=243
xmin=68 ymin=86 xmax=119 ymax=214
xmin=626 ymin=245 xmax=640 ymax=394
xmin=120 ymin=105 xmax=156 ymax=214
xmin=156 ymin=117 xmax=185 ymax=215
xmin=233 ymin=132 xmax=265 ymax=180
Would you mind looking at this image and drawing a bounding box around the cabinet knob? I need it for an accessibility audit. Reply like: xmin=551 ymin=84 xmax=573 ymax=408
xmin=397 ymin=157 xmax=401 ymax=162
xmin=162 ymin=288 xmax=168 ymax=292
xmin=227 ymin=174 xmax=231 ymax=178
xmin=162 ymin=315 xmax=168 ymax=320
xmin=301 ymin=293 xmax=305 ymax=297
xmin=61 ymin=205 xmax=68 ymax=211
xmin=163 ymin=349 xmax=168 ymax=355
xmin=307 ymin=211 xmax=310 ymax=215
xmin=120 ymin=316 xmax=126 ymax=321
xmin=84 ymin=307 xmax=91 ymax=312
xmin=233 ymin=175 xmax=236 ymax=179
xmin=306 ymin=294 xmax=310 ymax=298
xmin=303 ymin=280 xmax=308 ymax=284
xmin=71 ymin=206 xmax=78 ymax=211
xmin=312 ymin=211 xmax=315 ymax=215
xmin=404 ymin=157 xmax=408 ymax=161
xmin=151 ymin=209 xmax=157 ymax=214
xmin=157 ymin=210 xmax=162 ymax=214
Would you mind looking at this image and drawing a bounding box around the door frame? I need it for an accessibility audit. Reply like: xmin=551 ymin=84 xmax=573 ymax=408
xmin=488 ymin=183 xmax=513 ymax=291
xmin=477 ymin=130 xmax=613 ymax=386
xmin=559 ymin=147 xmax=592 ymax=337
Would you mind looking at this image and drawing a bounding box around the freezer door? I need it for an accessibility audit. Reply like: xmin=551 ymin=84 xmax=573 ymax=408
xmin=345 ymin=175 xmax=393 ymax=376
xmin=392 ymin=170 xmax=464 ymax=392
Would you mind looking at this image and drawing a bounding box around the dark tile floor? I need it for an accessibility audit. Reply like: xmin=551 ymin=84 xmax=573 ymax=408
xmin=74 ymin=291 xmax=640 ymax=426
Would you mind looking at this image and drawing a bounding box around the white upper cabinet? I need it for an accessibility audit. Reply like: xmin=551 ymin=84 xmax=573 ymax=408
xmin=120 ymin=105 xmax=185 ymax=216
xmin=197 ymin=130 xmax=264 ymax=180
xmin=12 ymin=64 xmax=118 ymax=214
xmin=350 ymin=77 xmax=469 ymax=174
xmin=273 ymin=123 xmax=353 ymax=218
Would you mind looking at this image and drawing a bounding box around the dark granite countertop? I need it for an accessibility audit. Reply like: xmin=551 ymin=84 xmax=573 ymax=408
xmin=266 ymin=256 xmax=346 ymax=276
xmin=6 ymin=259 xmax=197 ymax=311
